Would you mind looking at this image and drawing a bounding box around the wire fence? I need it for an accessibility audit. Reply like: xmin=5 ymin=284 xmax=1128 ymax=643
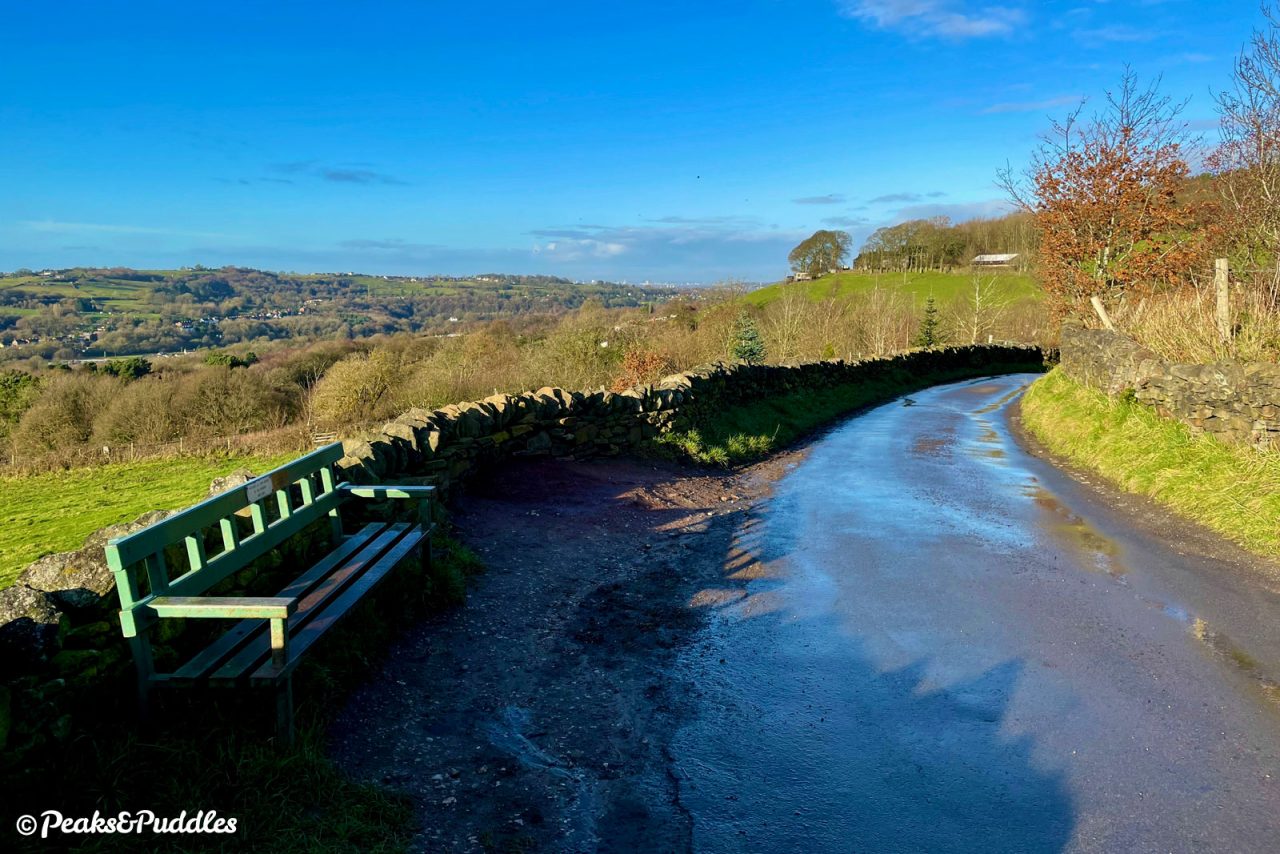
xmin=0 ymin=425 xmax=356 ymax=475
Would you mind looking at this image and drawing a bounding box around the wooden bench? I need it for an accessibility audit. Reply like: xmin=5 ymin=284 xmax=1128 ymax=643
xmin=104 ymin=443 xmax=435 ymax=743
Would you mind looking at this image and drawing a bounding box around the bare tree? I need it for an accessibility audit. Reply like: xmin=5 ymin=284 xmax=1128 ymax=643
xmin=950 ymin=274 xmax=1013 ymax=344
xmin=765 ymin=290 xmax=809 ymax=362
xmin=1211 ymin=3 xmax=1280 ymax=307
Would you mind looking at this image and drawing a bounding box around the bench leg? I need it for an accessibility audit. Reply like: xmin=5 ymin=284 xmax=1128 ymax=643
xmin=127 ymin=635 xmax=155 ymax=729
xmin=275 ymin=678 xmax=295 ymax=746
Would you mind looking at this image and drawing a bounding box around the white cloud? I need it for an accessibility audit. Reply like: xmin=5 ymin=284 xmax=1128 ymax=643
xmin=981 ymin=95 xmax=1082 ymax=114
xmin=839 ymin=1 xmax=1026 ymax=39
xmin=527 ymin=221 xmax=808 ymax=281
xmin=534 ymin=238 xmax=628 ymax=261
xmin=893 ymin=198 xmax=1013 ymax=221
xmin=793 ymin=194 xmax=847 ymax=205
xmin=20 ymin=220 xmax=229 ymax=239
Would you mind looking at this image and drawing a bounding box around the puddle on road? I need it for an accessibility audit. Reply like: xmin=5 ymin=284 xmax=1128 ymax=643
xmin=912 ymin=436 xmax=950 ymax=457
xmin=1025 ymin=484 xmax=1128 ymax=579
xmin=1184 ymin=616 xmax=1280 ymax=705
xmin=1025 ymin=481 xmax=1280 ymax=706
xmin=974 ymin=383 xmax=1032 ymax=415
xmin=958 ymin=383 xmax=1004 ymax=396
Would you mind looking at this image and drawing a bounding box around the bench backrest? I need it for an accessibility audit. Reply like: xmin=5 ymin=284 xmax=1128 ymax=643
xmin=106 ymin=444 xmax=346 ymax=632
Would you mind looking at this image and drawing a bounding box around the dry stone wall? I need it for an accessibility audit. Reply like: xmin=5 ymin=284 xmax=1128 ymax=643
xmin=0 ymin=344 xmax=1045 ymax=770
xmin=335 ymin=345 xmax=1047 ymax=492
xmin=1059 ymin=325 xmax=1280 ymax=449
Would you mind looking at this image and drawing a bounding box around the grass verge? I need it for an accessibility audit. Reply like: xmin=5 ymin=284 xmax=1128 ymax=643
xmin=0 ymin=453 xmax=300 ymax=589
xmin=654 ymin=361 xmax=1044 ymax=466
xmin=1021 ymin=368 xmax=1280 ymax=557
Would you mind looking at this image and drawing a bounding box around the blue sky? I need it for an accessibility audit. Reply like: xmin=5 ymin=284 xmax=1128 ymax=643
xmin=0 ymin=1 xmax=1259 ymax=283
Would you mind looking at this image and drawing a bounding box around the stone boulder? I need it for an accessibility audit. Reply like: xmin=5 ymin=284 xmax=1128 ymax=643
xmin=208 ymin=468 xmax=256 ymax=497
xmin=0 ymin=585 xmax=66 ymax=676
xmin=18 ymin=509 xmax=175 ymax=613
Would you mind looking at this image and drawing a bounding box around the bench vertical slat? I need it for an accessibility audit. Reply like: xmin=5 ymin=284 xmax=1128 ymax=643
xmin=299 ymin=475 xmax=316 ymax=506
xmin=143 ymin=550 xmax=170 ymax=597
xmin=320 ymin=465 xmax=343 ymax=540
xmin=275 ymin=487 xmax=293 ymax=521
xmin=184 ymin=534 xmax=208 ymax=573
xmin=219 ymin=518 xmax=239 ymax=554
xmin=106 ymin=545 xmax=143 ymax=610
xmin=250 ymin=501 xmax=268 ymax=535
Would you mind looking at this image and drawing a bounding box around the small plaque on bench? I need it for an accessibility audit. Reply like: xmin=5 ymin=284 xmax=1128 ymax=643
xmin=245 ymin=477 xmax=273 ymax=503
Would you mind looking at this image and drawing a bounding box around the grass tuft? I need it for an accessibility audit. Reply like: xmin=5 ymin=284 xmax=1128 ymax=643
xmin=1021 ymin=368 xmax=1280 ymax=557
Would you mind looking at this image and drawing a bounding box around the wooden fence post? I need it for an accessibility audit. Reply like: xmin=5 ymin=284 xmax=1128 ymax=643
xmin=1215 ymin=258 xmax=1231 ymax=343
xmin=1090 ymin=296 xmax=1116 ymax=331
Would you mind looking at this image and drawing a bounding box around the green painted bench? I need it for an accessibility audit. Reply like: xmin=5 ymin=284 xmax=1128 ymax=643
xmin=104 ymin=442 xmax=434 ymax=743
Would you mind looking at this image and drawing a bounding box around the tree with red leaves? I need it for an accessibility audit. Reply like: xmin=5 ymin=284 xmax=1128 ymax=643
xmin=1000 ymin=69 xmax=1208 ymax=321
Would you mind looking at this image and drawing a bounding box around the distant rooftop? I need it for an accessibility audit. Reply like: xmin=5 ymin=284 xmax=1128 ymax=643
xmin=972 ymin=253 xmax=1020 ymax=265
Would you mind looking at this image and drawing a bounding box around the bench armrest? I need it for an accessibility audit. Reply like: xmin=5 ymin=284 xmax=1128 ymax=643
xmin=339 ymin=485 xmax=436 ymax=501
xmin=149 ymin=596 xmax=297 ymax=620
xmin=339 ymin=484 xmax=435 ymax=526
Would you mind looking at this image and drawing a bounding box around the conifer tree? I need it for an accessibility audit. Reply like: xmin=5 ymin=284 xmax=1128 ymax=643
xmin=730 ymin=311 xmax=766 ymax=364
xmin=913 ymin=296 xmax=942 ymax=348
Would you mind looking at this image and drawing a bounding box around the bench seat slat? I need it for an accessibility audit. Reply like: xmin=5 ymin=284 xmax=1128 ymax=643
xmin=170 ymin=523 xmax=388 ymax=680
xmin=251 ymin=525 xmax=429 ymax=683
xmin=208 ymin=523 xmax=415 ymax=683
xmin=150 ymin=596 xmax=295 ymax=620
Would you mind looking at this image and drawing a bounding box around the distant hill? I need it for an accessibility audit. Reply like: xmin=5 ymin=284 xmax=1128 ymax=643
xmin=745 ymin=269 xmax=1041 ymax=308
xmin=0 ymin=266 xmax=689 ymax=362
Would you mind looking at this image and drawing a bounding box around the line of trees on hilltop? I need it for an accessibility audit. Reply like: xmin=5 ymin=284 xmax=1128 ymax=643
xmin=854 ymin=213 xmax=1039 ymax=273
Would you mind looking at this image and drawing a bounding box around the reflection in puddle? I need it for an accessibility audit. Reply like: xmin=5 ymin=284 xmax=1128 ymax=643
xmin=959 ymin=383 xmax=1003 ymax=396
xmin=1025 ymin=484 xmax=1128 ymax=578
xmin=912 ymin=436 xmax=950 ymax=457
xmin=1189 ymin=617 xmax=1280 ymax=705
xmin=1026 ymin=482 xmax=1280 ymax=707
xmin=974 ymin=383 xmax=1031 ymax=415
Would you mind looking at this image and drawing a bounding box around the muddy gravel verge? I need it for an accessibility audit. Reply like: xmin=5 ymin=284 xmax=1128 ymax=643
xmin=327 ymin=452 xmax=799 ymax=851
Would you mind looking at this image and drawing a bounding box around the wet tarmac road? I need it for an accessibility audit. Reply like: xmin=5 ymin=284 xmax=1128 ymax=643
xmin=672 ymin=374 xmax=1280 ymax=853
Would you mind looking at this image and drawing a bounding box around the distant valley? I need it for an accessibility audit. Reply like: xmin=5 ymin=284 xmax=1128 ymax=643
xmin=0 ymin=266 xmax=697 ymax=363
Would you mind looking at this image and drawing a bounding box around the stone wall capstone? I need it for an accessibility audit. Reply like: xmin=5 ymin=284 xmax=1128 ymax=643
xmin=1058 ymin=325 xmax=1280 ymax=449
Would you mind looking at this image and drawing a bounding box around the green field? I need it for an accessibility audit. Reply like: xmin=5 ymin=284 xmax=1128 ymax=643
xmin=0 ymin=452 xmax=298 ymax=588
xmin=745 ymin=269 xmax=1040 ymax=307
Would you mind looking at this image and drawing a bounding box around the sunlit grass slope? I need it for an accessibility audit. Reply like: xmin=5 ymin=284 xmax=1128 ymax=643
xmin=0 ymin=452 xmax=298 ymax=588
xmin=745 ymin=269 xmax=1040 ymax=307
